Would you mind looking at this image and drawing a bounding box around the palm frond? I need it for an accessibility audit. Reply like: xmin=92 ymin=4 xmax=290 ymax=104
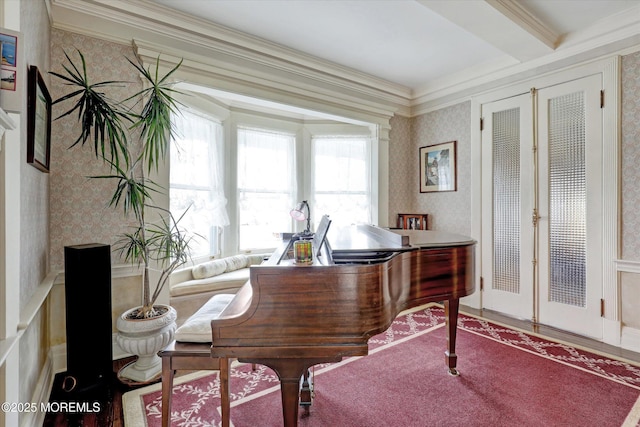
xmin=51 ymin=48 xmax=191 ymax=317
xmin=125 ymin=56 xmax=184 ymax=172
xmin=143 ymin=207 xmax=196 ymax=303
xmin=49 ymin=49 xmax=132 ymax=168
xmin=89 ymin=159 xmax=159 ymax=220
xmin=114 ymin=226 xmax=148 ymax=266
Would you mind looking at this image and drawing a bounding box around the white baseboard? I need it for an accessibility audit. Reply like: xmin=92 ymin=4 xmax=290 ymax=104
xmin=617 ymin=259 xmax=640 ymax=274
xmin=52 ymin=333 xmax=133 ymax=375
xmin=50 ymin=342 xmax=66 ymax=374
xmin=621 ymin=325 xmax=640 ymax=353
xmin=20 ymin=352 xmax=55 ymax=427
xmin=603 ymin=317 xmax=622 ymax=347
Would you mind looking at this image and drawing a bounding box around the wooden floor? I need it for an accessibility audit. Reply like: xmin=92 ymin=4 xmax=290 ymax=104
xmin=43 ymin=306 xmax=640 ymax=426
xmin=43 ymin=357 xmax=139 ymax=427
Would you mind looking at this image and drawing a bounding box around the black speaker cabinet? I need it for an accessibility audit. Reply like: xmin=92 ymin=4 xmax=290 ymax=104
xmin=63 ymin=243 xmax=113 ymax=401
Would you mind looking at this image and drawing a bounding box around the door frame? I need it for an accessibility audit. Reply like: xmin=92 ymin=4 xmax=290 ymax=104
xmin=467 ymin=56 xmax=621 ymax=346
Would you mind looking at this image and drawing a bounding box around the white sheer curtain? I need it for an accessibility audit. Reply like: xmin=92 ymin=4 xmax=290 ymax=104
xmin=311 ymin=135 xmax=371 ymax=225
xmin=170 ymin=110 xmax=229 ymax=257
xmin=237 ymin=126 xmax=296 ymax=250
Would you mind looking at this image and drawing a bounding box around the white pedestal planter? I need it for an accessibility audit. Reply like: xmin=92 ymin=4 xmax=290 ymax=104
xmin=116 ymin=305 xmax=177 ymax=383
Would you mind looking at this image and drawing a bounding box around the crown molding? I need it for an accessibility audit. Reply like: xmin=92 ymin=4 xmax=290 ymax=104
xmin=411 ymin=7 xmax=640 ymax=116
xmin=50 ymin=0 xmax=412 ymax=116
xmin=487 ymin=0 xmax=559 ymax=49
xmin=50 ymin=0 xmax=640 ymax=119
xmin=134 ymin=39 xmax=404 ymax=126
xmin=417 ymin=0 xmax=554 ymax=62
xmin=559 ymin=4 xmax=640 ymax=49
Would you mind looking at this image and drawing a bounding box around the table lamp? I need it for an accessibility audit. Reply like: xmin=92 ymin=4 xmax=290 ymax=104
xmin=290 ymin=200 xmax=313 ymax=238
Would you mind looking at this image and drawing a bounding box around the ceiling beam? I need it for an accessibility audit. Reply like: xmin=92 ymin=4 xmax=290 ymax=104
xmin=417 ymin=0 xmax=557 ymax=62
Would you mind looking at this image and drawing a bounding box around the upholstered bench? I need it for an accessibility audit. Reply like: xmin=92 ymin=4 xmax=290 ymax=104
xmin=169 ymin=254 xmax=266 ymax=326
xmin=159 ymin=293 xmax=236 ymax=427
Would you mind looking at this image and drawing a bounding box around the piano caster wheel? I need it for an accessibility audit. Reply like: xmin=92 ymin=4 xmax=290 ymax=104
xmin=448 ymin=367 xmax=459 ymax=376
xmin=301 ymin=405 xmax=311 ymax=418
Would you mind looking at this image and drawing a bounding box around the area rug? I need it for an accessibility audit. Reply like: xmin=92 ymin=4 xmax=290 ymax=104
xmin=123 ymin=305 xmax=640 ymax=427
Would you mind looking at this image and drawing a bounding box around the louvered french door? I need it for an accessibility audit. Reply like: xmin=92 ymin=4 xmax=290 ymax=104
xmin=481 ymin=75 xmax=603 ymax=339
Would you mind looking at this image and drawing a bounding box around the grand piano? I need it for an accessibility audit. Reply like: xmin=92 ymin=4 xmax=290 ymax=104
xmin=210 ymin=220 xmax=476 ymax=426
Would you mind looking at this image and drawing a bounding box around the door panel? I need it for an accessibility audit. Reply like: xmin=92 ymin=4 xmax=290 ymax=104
xmin=481 ymin=94 xmax=533 ymax=319
xmin=537 ymin=75 xmax=603 ymax=339
xmin=481 ymin=74 xmax=603 ymax=339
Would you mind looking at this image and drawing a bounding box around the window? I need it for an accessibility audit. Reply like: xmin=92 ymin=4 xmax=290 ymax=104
xmin=168 ymin=104 xmax=377 ymax=256
xmin=170 ymin=110 xmax=229 ymax=259
xmin=237 ymin=126 xmax=296 ymax=250
xmin=311 ymin=135 xmax=371 ymax=225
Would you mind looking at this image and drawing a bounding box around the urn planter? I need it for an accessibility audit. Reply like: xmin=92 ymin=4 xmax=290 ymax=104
xmin=116 ymin=304 xmax=177 ymax=383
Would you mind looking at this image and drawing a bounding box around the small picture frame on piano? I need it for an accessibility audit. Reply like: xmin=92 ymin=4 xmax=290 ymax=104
xmin=397 ymin=213 xmax=428 ymax=230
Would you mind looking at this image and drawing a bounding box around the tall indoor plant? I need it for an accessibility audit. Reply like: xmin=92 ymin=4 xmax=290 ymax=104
xmin=51 ymin=49 xmax=192 ymax=382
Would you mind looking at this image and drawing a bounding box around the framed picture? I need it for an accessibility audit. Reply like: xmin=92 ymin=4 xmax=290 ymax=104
xmin=27 ymin=65 xmax=51 ymax=173
xmin=419 ymin=140 xmax=457 ymax=193
xmin=397 ymin=213 xmax=428 ymax=230
xmin=0 ymin=28 xmax=24 ymax=113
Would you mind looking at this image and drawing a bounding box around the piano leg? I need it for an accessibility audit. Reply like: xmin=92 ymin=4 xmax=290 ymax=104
xmin=444 ymin=298 xmax=460 ymax=376
xmin=160 ymin=356 xmax=174 ymax=427
xmin=241 ymin=357 xmax=341 ymax=427
xmin=220 ymin=357 xmax=230 ymax=427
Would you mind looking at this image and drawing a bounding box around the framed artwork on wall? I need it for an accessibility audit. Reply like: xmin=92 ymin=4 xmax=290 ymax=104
xmin=397 ymin=213 xmax=428 ymax=230
xmin=419 ymin=140 xmax=457 ymax=193
xmin=0 ymin=28 xmax=24 ymax=113
xmin=27 ymin=65 xmax=51 ymax=173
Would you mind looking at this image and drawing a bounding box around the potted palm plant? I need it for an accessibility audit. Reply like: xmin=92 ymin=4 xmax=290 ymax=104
xmin=51 ymin=49 xmax=193 ymax=382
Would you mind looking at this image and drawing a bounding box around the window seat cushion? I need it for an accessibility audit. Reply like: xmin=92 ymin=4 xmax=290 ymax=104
xmin=191 ymin=254 xmax=267 ymax=280
xmin=170 ymin=268 xmax=251 ymax=298
xmin=169 ymin=254 xmax=268 ymax=326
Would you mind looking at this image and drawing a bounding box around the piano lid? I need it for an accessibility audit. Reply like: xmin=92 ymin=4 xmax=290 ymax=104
xmin=392 ymin=229 xmax=477 ymax=248
xmin=328 ymin=224 xmax=408 ymax=253
xmin=328 ymin=224 xmax=475 ymax=252
xmin=326 ymin=225 xmax=476 ymax=264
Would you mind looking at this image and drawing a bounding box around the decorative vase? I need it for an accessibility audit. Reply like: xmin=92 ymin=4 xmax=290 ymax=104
xmin=116 ymin=304 xmax=177 ymax=383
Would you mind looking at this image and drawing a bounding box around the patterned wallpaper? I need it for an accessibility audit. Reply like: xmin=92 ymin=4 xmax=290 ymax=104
xmin=49 ymin=30 xmax=140 ymax=271
xmin=388 ymin=102 xmax=471 ymax=236
xmin=20 ymin=0 xmax=51 ymax=311
xmin=388 ymin=115 xmax=412 ymax=225
xmin=47 ymin=29 xmax=640 ymax=268
xmin=19 ymin=0 xmax=52 ymax=415
xmin=413 ymin=102 xmax=471 ymax=235
xmin=388 ymin=55 xmax=640 ymax=259
xmin=48 ymin=31 xmax=470 ymax=269
xmin=621 ymin=51 xmax=640 ymax=261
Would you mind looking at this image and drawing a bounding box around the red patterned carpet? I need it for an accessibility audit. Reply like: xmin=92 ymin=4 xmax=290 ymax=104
xmin=123 ymin=306 xmax=640 ymax=426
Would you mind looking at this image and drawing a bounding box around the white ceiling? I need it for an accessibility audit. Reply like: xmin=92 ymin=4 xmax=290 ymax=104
xmin=49 ymin=0 xmax=640 ymax=117
xmin=148 ymin=0 xmax=640 ymax=94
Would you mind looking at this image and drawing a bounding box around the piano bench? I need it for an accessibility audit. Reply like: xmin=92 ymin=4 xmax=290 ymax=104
xmin=174 ymin=293 xmax=236 ymax=342
xmin=159 ymin=293 xmax=255 ymax=427
xmin=159 ymin=342 xmax=232 ymax=427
